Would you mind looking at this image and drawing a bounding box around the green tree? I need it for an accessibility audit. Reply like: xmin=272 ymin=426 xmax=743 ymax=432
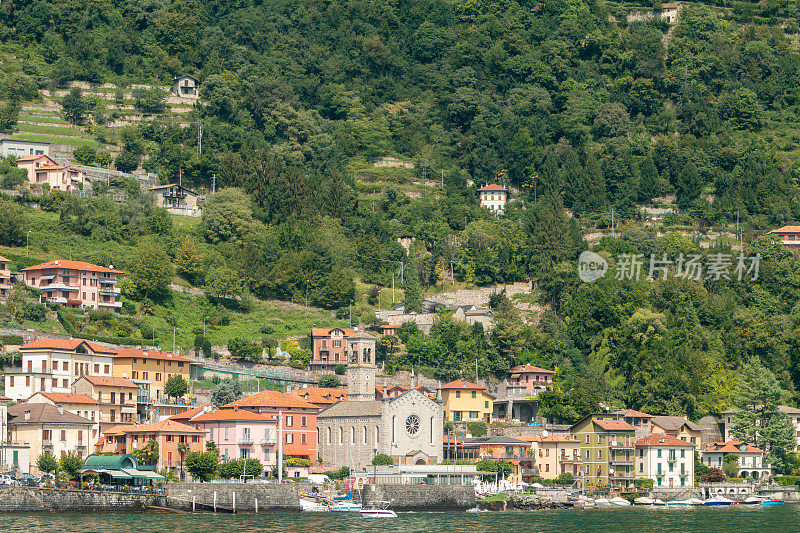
xmin=37 ymin=451 xmax=58 ymax=476
xmin=371 ymin=453 xmax=394 ymax=465
xmin=128 ymin=240 xmax=173 ymax=300
xmin=115 ymin=151 xmax=140 ymax=172
xmin=62 ymin=87 xmax=86 ymax=124
xmin=723 ymin=454 xmax=740 ymax=479
xmin=165 ymin=374 xmax=189 ymax=399
xmin=335 ymin=364 xmax=346 ymax=375
xmin=201 ymin=188 xmax=254 ymax=243
xmin=475 ymin=459 xmax=513 ymax=481
xmin=0 ymin=200 xmax=26 ymax=245
xmin=185 ymin=449 xmax=219 ymax=482
xmin=404 ymin=246 xmax=422 ymax=313
xmin=132 ymin=439 xmax=159 ymax=466
xmin=732 ymin=356 xmax=796 ymax=473
xmin=228 ymin=338 xmax=262 ymax=362
xmin=675 ymin=160 xmax=702 ymax=209
xmin=211 ymin=379 xmax=242 ymax=407
xmin=73 ymin=146 xmax=96 ymax=165
xmin=318 ymin=375 xmax=341 ymax=388
xmin=177 ymin=442 xmax=189 ymax=481
xmin=467 ymin=421 xmax=487 ymax=437
xmin=174 ymin=238 xmax=204 ymax=284
xmin=58 ymin=450 xmax=84 ymax=480
xmin=0 ymin=101 xmax=20 ymax=133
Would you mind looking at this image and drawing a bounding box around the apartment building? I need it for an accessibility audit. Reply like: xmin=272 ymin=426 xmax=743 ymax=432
xmin=224 ymin=390 xmax=319 ymax=461
xmin=310 ymin=327 xmax=358 ymax=371
xmin=701 ymin=441 xmax=770 ymax=480
xmin=72 ymin=375 xmax=139 ymax=430
xmin=635 ymin=434 xmax=695 ymax=488
xmin=22 ymin=260 xmax=122 ymax=310
xmin=3 ymin=339 xmax=117 ymax=401
xmin=650 ymin=416 xmax=702 ymax=448
xmin=570 ymin=413 xmax=636 ymax=490
xmin=8 ymin=403 xmax=94 ymax=473
xmin=26 ymin=391 xmax=102 ymax=442
xmin=477 ymin=184 xmax=508 ymax=212
xmin=14 ymin=154 xmax=56 ymax=183
xmin=188 ymin=409 xmax=277 ymax=467
xmin=0 ymin=255 xmax=11 ymax=299
xmin=520 ymin=435 xmax=582 ymax=479
xmin=720 ymin=405 xmax=800 ymax=451
xmin=439 ymin=378 xmax=494 ymax=423
xmin=113 ymin=349 xmax=194 ymax=406
xmin=507 ymin=365 xmax=555 ymax=396
xmin=97 ymin=419 xmax=205 ymax=472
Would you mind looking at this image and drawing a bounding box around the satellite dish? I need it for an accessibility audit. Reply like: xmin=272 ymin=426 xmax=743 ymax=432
xmin=609 ymin=468 xmax=615 ymax=474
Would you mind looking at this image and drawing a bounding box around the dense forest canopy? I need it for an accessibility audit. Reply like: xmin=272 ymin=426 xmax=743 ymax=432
xmin=3 ymin=0 xmax=800 ymax=427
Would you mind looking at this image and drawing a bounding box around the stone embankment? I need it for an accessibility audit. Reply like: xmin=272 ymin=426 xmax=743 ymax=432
xmin=166 ymin=482 xmax=305 ymax=512
xmin=0 ymin=487 xmax=165 ymax=512
xmin=361 ymin=484 xmax=476 ymax=511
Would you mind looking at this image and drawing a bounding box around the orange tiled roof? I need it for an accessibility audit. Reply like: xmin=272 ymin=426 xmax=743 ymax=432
xmin=21 ymin=260 xmax=122 ymax=274
xmin=613 ymin=408 xmax=654 ymax=419
xmin=635 ymin=434 xmax=696 ymax=447
xmin=20 ymin=338 xmax=117 ymax=354
xmin=708 ymin=440 xmax=764 ymax=454
xmin=769 ymin=225 xmax=800 ymax=234
xmin=168 ymin=404 xmax=210 ymax=421
xmin=104 ymin=424 xmax=137 ymax=436
xmin=594 ymin=419 xmax=636 ymax=431
xmin=289 ymin=387 xmax=348 ymax=405
xmin=191 ymin=409 xmax=276 ymax=422
xmin=15 ymin=154 xmax=53 ymax=162
xmin=0 ymin=255 xmax=9 ymax=262
xmin=114 ymin=349 xmax=194 ymax=363
xmin=311 ymin=327 xmax=357 ymax=337
xmin=440 ymin=378 xmax=485 ymax=391
xmin=82 ymin=375 xmax=138 ymax=388
xmin=121 ymin=419 xmax=205 ymax=434
xmin=224 ymin=390 xmax=318 ymax=410
xmin=518 ymin=435 xmax=581 ymax=444
xmin=509 ymin=364 xmax=555 ymax=374
xmin=477 ymin=184 xmax=508 ymax=192
xmin=34 ymin=392 xmax=99 ymax=405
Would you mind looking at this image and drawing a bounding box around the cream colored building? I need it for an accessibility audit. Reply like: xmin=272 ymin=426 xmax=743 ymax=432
xmin=520 ymin=435 xmax=582 ymax=479
xmin=7 ymin=403 xmax=94 ymax=474
xmin=635 ymin=434 xmax=695 ymax=488
xmin=650 ymin=416 xmax=702 ymax=448
xmin=477 ymin=184 xmax=508 ymax=213
xmin=26 ymin=392 xmax=102 ymax=442
xmin=72 ymin=375 xmax=139 ymax=431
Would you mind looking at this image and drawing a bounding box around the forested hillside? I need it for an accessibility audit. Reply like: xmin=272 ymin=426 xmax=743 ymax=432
xmin=2 ymin=0 xmax=800 ymax=422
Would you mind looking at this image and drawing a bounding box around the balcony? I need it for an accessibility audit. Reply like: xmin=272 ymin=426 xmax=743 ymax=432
xmin=42 ymin=439 xmax=53 ymax=448
xmin=238 ymin=436 xmax=254 ymax=445
xmin=99 ymin=288 xmax=121 ymax=296
xmin=137 ymin=392 xmax=153 ymax=405
xmin=261 ymin=438 xmax=275 ymax=445
xmin=610 ymin=442 xmax=634 ymax=450
xmin=560 ymin=455 xmax=581 ymax=463
xmin=609 ymin=457 xmax=634 ymax=465
xmin=98 ymin=301 xmax=122 ymax=308
xmin=521 ymin=468 xmax=540 ymax=476
xmin=609 ymin=472 xmax=634 ymax=480
xmin=667 ymin=457 xmax=677 ymax=463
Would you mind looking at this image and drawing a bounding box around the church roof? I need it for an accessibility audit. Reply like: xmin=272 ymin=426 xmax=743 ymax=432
xmin=318 ymin=400 xmax=383 ymax=418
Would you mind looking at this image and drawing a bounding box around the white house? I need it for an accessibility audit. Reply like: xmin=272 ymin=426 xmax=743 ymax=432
xmin=0 ymin=139 xmax=50 ymax=158
xmin=635 ymin=433 xmax=695 ymax=488
xmin=477 ymin=184 xmax=508 ymax=213
xmin=3 ymin=339 xmax=116 ymax=401
xmin=171 ymin=75 xmax=199 ymax=98
xmin=701 ymin=441 xmax=770 ymax=481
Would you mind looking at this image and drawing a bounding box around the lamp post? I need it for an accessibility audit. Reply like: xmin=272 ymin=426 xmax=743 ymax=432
xmin=373 ymin=448 xmax=377 ymax=486
xmin=349 ymin=300 xmax=353 ymax=328
xmin=26 ymin=230 xmax=31 ymax=257
xmin=305 ymin=280 xmax=309 ymax=307
xmin=203 ymin=315 xmax=209 ymax=339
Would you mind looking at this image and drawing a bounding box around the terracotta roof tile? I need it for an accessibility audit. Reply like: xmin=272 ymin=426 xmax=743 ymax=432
xmin=114 ymin=348 xmax=194 ymax=363
xmin=191 ymin=409 xmax=276 ymax=422
xmin=477 ymin=184 xmax=508 ymax=192
xmin=21 ymin=260 xmax=122 ymax=274
xmin=509 ymin=364 xmax=555 ymax=374
xmin=440 ymin=378 xmax=485 ymax=391
xmin=121 ymin=419 xmax=205 ymax=434
xmin=7 ymin=403 xmax=94 ymax=425
xmin=81 ymin=375 xmax=138 ymax=388
xmin=518 ymin=435 xmax=581 ymax=443
xmin=635 ymin=434 xmax=696 ymax=447
xmin=289 ymin=387 xmax=348 ymax=405
xmin=613 ymin=409 xmax=654 ymax=419
xmin=224 ymin=390 xmax=318 ymax=410
xmin=707 ymin=440 xmax=764 ymax=454
xmin=15 ymin=154 xmax=53 ymax=162
xmin=33 ymin=392 xmax=100 ymax=405
xmin=311 ymin=327 xmax=357 ymax=337
xmin=769 ymin=226 xmax=800 ymax=234
xmin=594 ymin=419 xmax=636 ymax=431
xmin=20 ymin=338 xmax=117 ymax=354
xmin=168 ymin=404 xmax=210 ymax=422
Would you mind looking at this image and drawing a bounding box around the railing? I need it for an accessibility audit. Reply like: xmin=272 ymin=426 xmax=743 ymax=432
xmin=610 ymin=442 xmax=634 ymax=449
xmin=521 ymin=468 xmax=540 ymax=476
xmin=42 ymin=439 xmax=53 ymax=447
xmin=609 ymin=473 xmax=634 ymax=479
xmin=238 ymin=437 xmax=253 ymax=445
xmin=137 ymin=393 xmax=153 ymax=405
xmin=609 ymin=458 xmax=633 ymax=465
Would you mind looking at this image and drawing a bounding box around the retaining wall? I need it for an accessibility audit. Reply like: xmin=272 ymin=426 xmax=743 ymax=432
xmin=0 ymin=487 xmax=164 ymax=512
xmin=362 ymin=484 xmax=475 ymax=511
xmin=166 ymin=482 xmax=306 ymax=512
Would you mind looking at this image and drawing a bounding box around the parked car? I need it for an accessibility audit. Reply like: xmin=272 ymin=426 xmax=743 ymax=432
xmin=21 ymin=473 xmax=40 ymax=486
xmin=0 ymin=475 xmax=18 ymax=485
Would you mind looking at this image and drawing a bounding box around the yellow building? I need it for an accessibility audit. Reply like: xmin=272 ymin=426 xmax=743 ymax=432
xmin=439 ymin=379 xmax=494 ymax=423
xmin=520 ymin=435 xmax=583 ymax=480
xmin=113 ymin=349 xmax=194 ymax=405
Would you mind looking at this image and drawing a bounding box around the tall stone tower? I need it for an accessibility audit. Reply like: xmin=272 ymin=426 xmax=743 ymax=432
xmin=345 ymin=331 xmax=378 ymax=402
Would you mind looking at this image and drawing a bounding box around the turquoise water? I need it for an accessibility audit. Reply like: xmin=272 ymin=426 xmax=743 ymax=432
xmin=0 ymin=506 xmax=797 ymax=533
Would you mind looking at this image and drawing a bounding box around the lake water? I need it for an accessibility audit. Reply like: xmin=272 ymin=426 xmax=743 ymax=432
xmin=1 ymin=506 xmax=797 ymax=532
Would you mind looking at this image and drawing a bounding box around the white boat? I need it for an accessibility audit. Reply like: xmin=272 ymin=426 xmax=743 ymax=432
xmin=653 ymin=499 xmax=666 ymax=506
xmin=634 ymin=496 xmax=655 ymax=505
xmin=594 ymin=497 xmax=612 ymax=507
xmin=741 ymin=496 xmax=766 ymax=505
xmin=330 ymin=501 xmax=363 ymax=512
xmin=300 ymin=498 xmax=330 ymax=512
xmin=703 ymin=496 xmax=734 ymax=506
xmin=360 ymin=501 xmax=398 ymax=518
xmin=609 ymin=496 xmax=631 ymax=506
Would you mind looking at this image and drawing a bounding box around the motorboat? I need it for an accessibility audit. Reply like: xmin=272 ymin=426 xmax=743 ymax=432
xmin=609 ymin=496 xmax=632 ymax=506
xmin=653 ymin=499 xmax=666 ymax=506
xmin=763 ymin=497 xmax=784 ymax=506
xmin=703 ymin=496 xmax=734 ymax=506
xmin=668 ymin=498 xmax=704 ymax=506
xmin=360 ymin=501 xmax=397 ymax=518
xmin=633 ymin=497 xmax=655 ymax=505
xmin=330 ymin=501 xmax=363 ymax=512
xmin=300 ymin=498 xmax=330 ymax=512
xmin=594 ymin=498 xmax=612 ymax=507
xmin=740 ymin=496 xmax=766 ymax=505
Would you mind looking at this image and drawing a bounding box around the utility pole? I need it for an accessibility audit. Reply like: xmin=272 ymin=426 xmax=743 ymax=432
xmin=172 ymin=325 xmax=176 ymax=354
xmin=422 ymin=163 xmax=426 ymax=194
xmin=26 ymin=230 xmax=31 ymax=257
xmin=475 ymin=358 xmax=479 ymax=382
xmin=211 ymin=174 xmax=216 ymax=194
xmin=278 ymin=410 xmax=283 ymax=483
xmin=198 ymin=120 xmax=202 ymax=157
xmin=392 ymin=272 xmax=395 ymax=303
xmin=305 ymin=279 xmax=309 ymax=307
xmin=179 ymin=167 xmax=182 ymax=188
xmin=349 ymin=300 xmax=353 ymax=328
xmin=611 ymin=208 xmax=615 ymax=238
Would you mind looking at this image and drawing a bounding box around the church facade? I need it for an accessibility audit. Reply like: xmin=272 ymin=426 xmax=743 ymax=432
xmin=317 ymin=331 xmax=443 ymax=468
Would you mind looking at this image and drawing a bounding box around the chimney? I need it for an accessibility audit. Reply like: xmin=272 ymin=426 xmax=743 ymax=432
xmin=233 ymin=404 xmax=239 ymax=412
xmin=58 ymin=407 xmax=64 ymax=415
xmin=54 ymin=260 xmax=59 ymax=266
xmin=24 ymin=410 xmax=30 ymax=421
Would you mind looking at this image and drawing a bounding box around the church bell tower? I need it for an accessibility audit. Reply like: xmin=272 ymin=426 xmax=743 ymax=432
xmin=345 ymin=332 xmax=378 ymax=402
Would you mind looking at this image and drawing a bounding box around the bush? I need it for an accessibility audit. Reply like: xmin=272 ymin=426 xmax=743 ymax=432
xmin=318 ymin=375 xmax=341 ymax=388
xmin=334 ymin=364 xmax=346 ymax=375
xmin=371 ymin=453 xmax=394 ymax=465
xmin=324 ymin=466 xmax=351 ymax=480
xmin=556 ymin=472 xmax=575 ymax=485
xmin=701 ymin=468 xmax=726 ymax=482
xmin=228 ymin=337 xmax=262 ymax=362
xmin=467 ymin=421 xmax=487 ymax=437
xmin=19 ymin=302 xmax=47 ymax=321
xmin=634 ymin=478 xmax=653 ymax=490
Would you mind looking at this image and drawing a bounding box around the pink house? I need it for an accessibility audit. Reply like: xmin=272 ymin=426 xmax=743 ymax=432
xmin=507 ymin=364 xmax=555 ymax=395
xmin=188 ymin=409 xmax=277 ymax=468
xmin=0 ymin=255 xmax=11 ymax=298
xmin=22 ymin=260 xmax=122 ymax=310
xmin=15 ymin=154 xmax=84 ymax=191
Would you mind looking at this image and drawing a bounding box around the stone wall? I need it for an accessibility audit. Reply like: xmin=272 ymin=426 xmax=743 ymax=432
xmin=362 ymin=484 xmax=475 ymax=511
xmin=0 ymin=487 xmax=164 ymax=512
xmin=489 ymin=424 xmax=572 ymax=438
xmin=166 ymin=482 xmax=306 ymax=512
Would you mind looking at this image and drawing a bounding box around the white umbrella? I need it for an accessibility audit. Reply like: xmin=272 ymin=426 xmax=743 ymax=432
xmin=532 ymin=482 xmax=544 ymax=489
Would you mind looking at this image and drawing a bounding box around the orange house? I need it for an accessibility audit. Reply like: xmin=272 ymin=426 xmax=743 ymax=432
xmin=224 ymin=390 xmax=319 ymax=461
xmin=97 ymin=419 xmax=205 ymax=471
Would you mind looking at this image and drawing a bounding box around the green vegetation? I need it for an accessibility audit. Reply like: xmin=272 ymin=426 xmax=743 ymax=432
xmin=371 ymin=453 xmax=394 ymax=466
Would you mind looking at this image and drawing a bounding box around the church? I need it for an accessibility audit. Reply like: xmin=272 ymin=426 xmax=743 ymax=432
xmin=317 ymin=331 xmax=444 ymax=468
